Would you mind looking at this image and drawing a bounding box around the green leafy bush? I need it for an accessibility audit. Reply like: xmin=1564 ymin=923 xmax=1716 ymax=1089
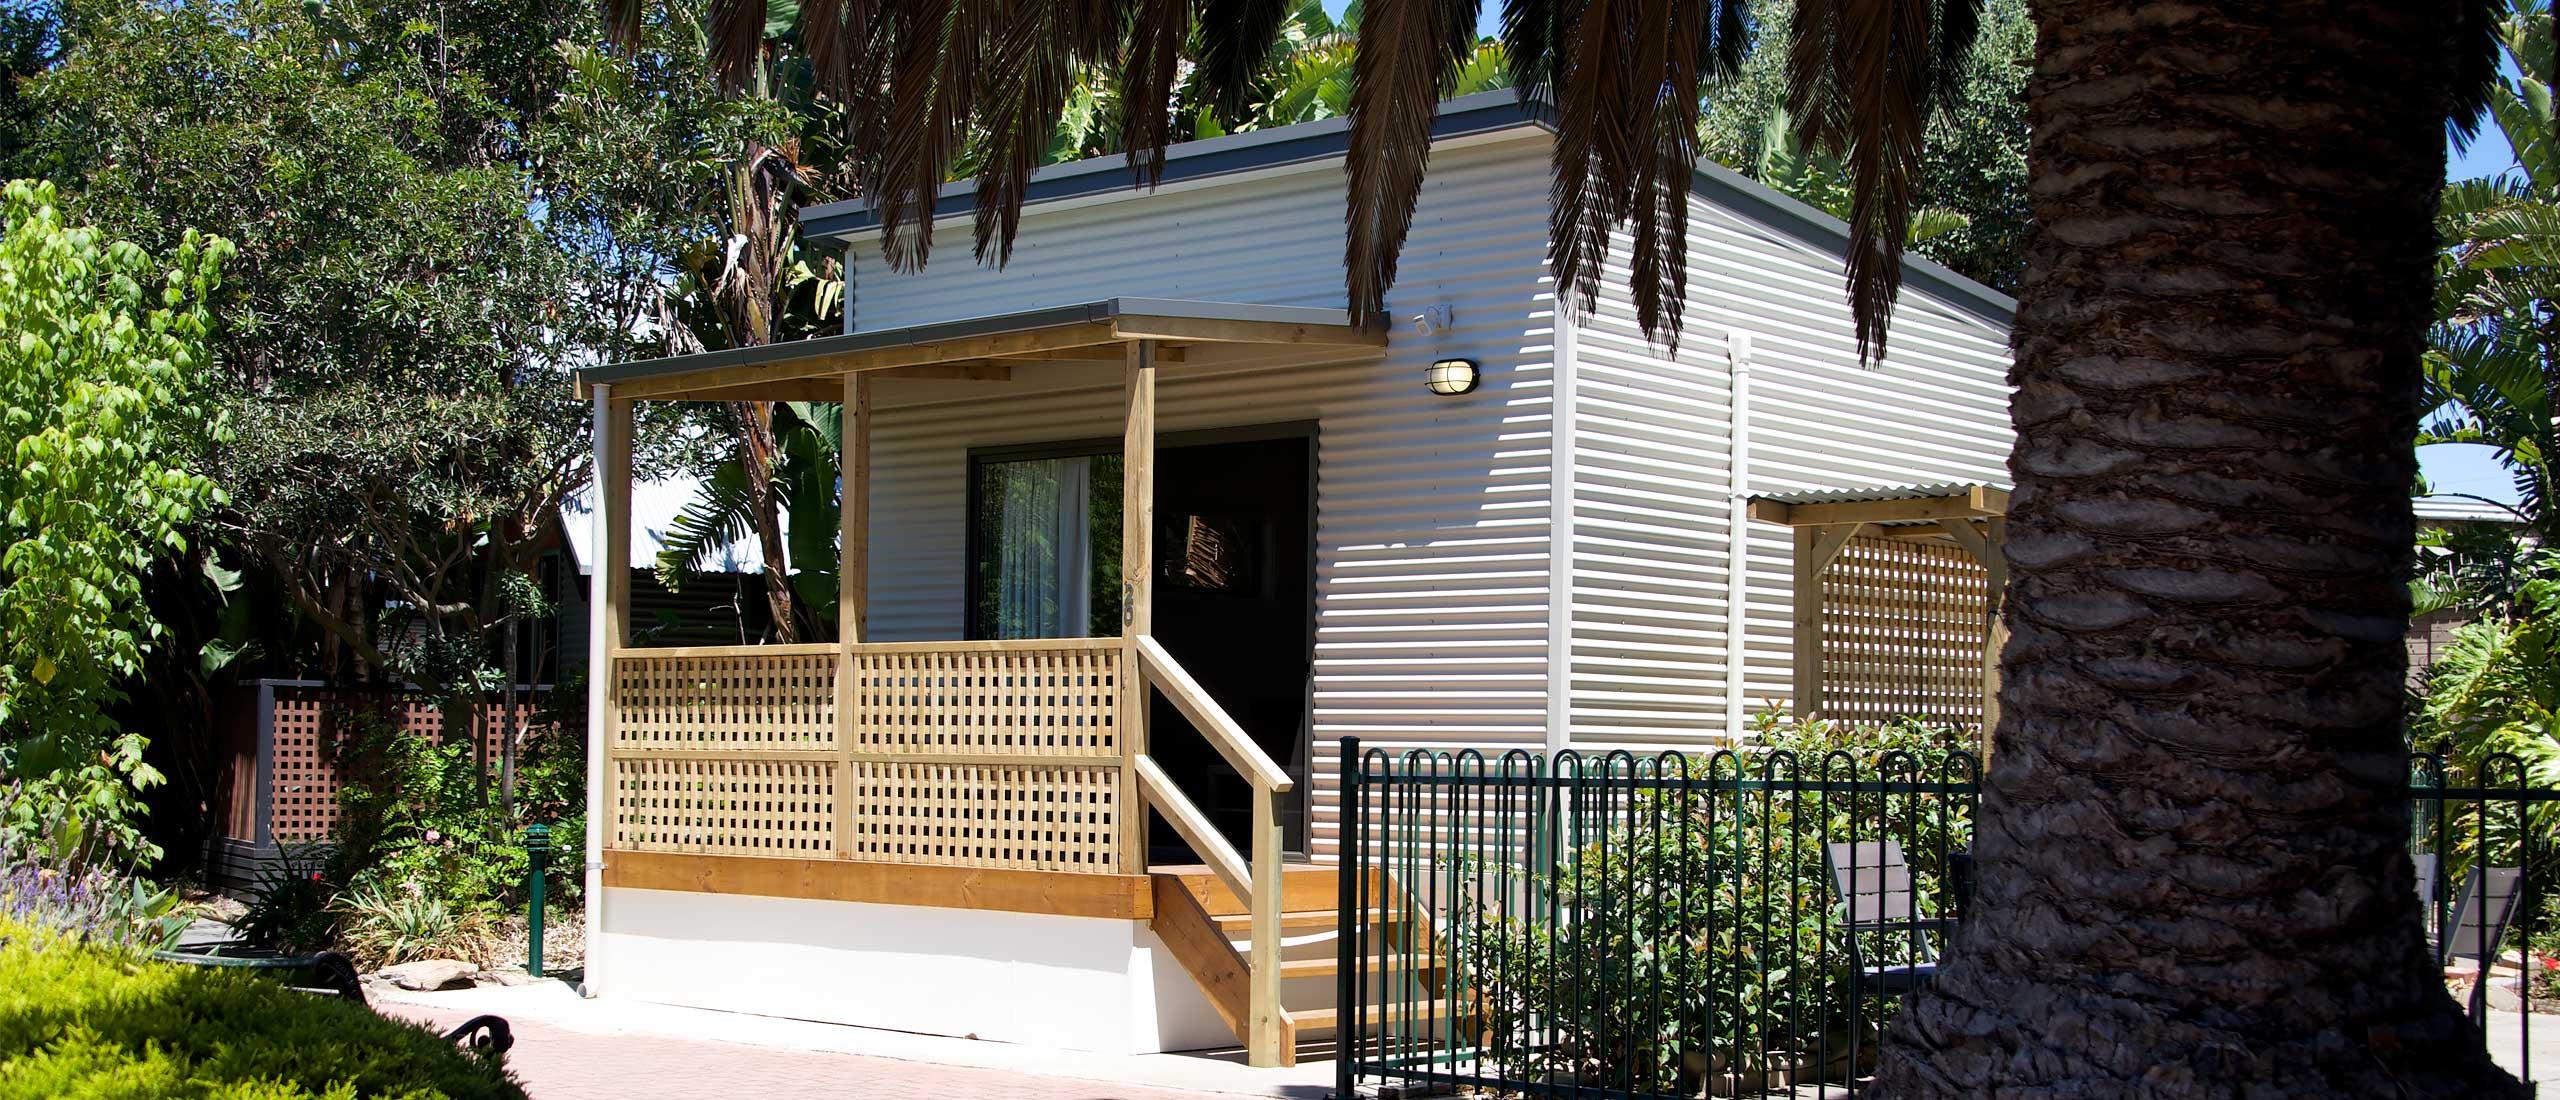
xmin=0 ymin=918 xmax=526 ymax=1099
xmin=1451 ymin=716 xmax=1976 ymax=1093
xmin=229 ymin=843 xmax=340 ymax=954
xmin=336 ymin=883 xmax=489 ymax=968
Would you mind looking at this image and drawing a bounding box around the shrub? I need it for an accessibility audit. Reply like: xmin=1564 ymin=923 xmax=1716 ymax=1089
xmin=0 ymin=784 xmax=184 ymax=953
xmin=0 ymin=918 xmax=526 ymax=1099
xmin=336 ymin=882 xmax=490 ymax=967
xmin=1452 ymin=716 xmax=1977 ymax=1093
xmin=229 ymin=843 xmax=340 ymax=954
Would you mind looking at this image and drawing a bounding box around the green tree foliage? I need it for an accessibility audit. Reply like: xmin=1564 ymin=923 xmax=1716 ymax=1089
xmin=23 ymin=0 xmax=759 ymax=818
xmin=1698 ymin=0 xmax=2031 ymax=294
xmin=0 ymin=180 xmax=228 ymax=854
xmin=2423 ymin=0 xmax=2557 ymax=541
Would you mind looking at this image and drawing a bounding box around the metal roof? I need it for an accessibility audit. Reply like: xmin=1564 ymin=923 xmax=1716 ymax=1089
xmin=798 ymin=91 xmax=2017 ymax=328
xmin=2413 ymin=495 xmax=2526 ymax=524
xmin=1750 ymin=482 xmax=2009 ymax=507
xmin=576 ymin=296 xmax=1365 ymax=393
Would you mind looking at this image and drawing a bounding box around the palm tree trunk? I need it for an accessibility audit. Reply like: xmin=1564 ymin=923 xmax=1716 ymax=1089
xmin=1872 ymin=1 xmax=2527 ymax=1095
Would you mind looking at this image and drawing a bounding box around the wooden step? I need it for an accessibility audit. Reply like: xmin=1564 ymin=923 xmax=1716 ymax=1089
xmin=1275 ymin=956 xmax=1440 ymax=980
xmin=1153 ymin=863 xmax=1370 ymax=916
xmin=1214 ymin=908 xmax=1359 ymax=932
xmin=1290 ymin=999 xmax=1474 ymax=1033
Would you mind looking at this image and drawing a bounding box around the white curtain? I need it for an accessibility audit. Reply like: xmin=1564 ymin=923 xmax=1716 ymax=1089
xmin=992 ymin=457 xmax=1094 ymax=638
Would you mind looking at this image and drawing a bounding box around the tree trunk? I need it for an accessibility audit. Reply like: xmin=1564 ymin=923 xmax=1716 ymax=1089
xmin=1871 ymin=2 xmax=2527 ymax=1096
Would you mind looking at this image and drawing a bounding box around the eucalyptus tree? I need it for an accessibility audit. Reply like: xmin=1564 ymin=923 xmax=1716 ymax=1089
xmin=619 ymin=0 xmax=2522 ymax=1089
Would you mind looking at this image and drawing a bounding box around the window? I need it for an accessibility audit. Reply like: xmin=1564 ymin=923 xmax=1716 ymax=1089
xmin=968 ymin=454 xmax=1123 ymax=638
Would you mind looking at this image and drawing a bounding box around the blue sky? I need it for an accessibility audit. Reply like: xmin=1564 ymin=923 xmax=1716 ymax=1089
xmin=2421 ymin=97 xmax=2525 ymax=506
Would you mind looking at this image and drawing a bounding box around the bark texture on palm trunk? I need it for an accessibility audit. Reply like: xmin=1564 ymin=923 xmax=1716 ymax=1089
xmin=1870 ymin=2 xmax=2527 ymax=1096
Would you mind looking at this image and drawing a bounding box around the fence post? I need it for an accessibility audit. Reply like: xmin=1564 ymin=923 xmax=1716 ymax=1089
xmin=1337 ymin=736 xmax=1362 ymax=1100
xmin=524 ymin=824 xmax=550 ymax=978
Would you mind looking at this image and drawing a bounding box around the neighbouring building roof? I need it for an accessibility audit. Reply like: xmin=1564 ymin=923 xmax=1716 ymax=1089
xmin=2413 ymin=495 xmax=2527 ymax=525
xmin=797 ymin=90 xmax=2018 ymax=327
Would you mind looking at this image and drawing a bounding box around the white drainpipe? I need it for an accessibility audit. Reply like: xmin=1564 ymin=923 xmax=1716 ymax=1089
xmin=581 ymin=386 xmax=611 ymax=996
xmin=1546 ymin=303 xmax=1578 ymax=754
xmin=1723 ymin=332 xmax=1754 ymax=741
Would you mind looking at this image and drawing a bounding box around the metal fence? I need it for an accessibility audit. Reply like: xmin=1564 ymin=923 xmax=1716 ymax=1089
xmin=1337 ymin=738 xmax=2552 ymax=1099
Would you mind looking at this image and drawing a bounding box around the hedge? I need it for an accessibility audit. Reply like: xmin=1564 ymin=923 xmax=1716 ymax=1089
xmin=0 ymin=921 xmax=526 ymax=1099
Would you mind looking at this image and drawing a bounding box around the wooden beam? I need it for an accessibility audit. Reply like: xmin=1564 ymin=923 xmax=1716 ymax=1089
xmin=869 ymin=361 xmax=1014 ymax=381
xmin=1806 ymin=522 xmax=1867 ymax=576
xmin=1747 ymin=486 xmax=2008 ymax=528
xmin=1791 ymin=527 xmax=1822 ymax=720
xmin=601 ymin=398 xmax=635 ymax=654
xmin=601 ymin=851 xmax=1155 ymax=920
xmin=1148 ymin=876 xmax=1255 ymax=1047
xmin=604 ymin=323 xmax=1123 ymax=400
xmin=994 ymin=345 xmax=1185 ymax=364
xmin=842 ymin=376 xmax=871 ymax=643
xmin=1110 ymin=314 xmax=1387 ymax=346
xmin=1118 ymin=341 xmax=1157 ymax=870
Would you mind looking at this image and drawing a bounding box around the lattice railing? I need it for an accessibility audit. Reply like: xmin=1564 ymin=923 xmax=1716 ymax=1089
xmin=1818 ymin=535 xmax=1990 ymax=730
xmin=605 ymin=639 xmax=1126 ymax=871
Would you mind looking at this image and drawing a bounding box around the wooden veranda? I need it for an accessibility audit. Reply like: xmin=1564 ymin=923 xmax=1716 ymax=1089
xmin=575 ymin=299 xmax=1386 ymax=1066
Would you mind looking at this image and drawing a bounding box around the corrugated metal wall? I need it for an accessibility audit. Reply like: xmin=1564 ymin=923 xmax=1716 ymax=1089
xmin=1565 ymin=191 xmax=2015 ymax=752
xmin=847 ymin=134 xmax=1561 ymax=859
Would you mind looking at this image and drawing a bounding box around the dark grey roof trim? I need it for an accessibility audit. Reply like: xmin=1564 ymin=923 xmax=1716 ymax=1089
xmin=800 ymin=90 xmax=2017 ymax=330
xmin=577 ymin=297 xmax=1357 ymax=386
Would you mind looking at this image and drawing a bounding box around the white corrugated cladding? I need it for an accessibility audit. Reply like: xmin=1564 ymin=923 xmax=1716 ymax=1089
xmin=847 ymin=133 xmax=1561 ymax=860
xmin=1563 ymin=186 xmax=2015 ymax=754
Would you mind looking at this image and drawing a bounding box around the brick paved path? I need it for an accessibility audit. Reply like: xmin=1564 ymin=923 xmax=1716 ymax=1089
xmin=386 ymin=1003 xmax=1262 ymax=1100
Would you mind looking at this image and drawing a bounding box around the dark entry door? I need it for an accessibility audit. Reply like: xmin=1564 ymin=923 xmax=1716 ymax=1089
xmin=1146 ymin=432 xmax=1313 ymax=859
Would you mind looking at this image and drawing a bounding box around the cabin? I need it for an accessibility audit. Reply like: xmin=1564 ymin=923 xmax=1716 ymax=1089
xmin=570 ymin=91 xmax=2017 ymax=1067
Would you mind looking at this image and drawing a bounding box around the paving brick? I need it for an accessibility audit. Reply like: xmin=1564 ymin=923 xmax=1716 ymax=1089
xmin=385 ymin=1004 xmax=1253 ymax=1100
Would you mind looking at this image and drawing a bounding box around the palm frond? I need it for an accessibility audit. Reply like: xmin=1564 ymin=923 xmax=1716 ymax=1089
xmin=2448 ymin=0 xmax=2516 ymax=151
xmin=866 ymin=0 xmax=999 ymax=270
xmin=711 ymin=0 xmax=771 ymax=91
xmin=1197 ymin=0 xmax=1305 ymax=122
xmin=1783 ymin=0 xmax=1979 ymax=361
xmin=657 ymin=460 xmax=758 ymax=590
xmin=602 ymin=0 xmax=648 ymax=52
xmin=1343 ymin=0 xmax=1481 ymax=328
xmin=1117 ymin=0 xmax=1193 ymax=185
xmin=970 ymin=0 xmax=1114 ymax=264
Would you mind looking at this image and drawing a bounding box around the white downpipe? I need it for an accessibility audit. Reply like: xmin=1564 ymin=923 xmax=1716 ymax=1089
xmin=1545 ymin=302 xmax=1578 ymax=754
xmin=582 ymin=385 xmax=612 ymax=996
xmin=1723 ymin=332 xmax=1755 ymax=741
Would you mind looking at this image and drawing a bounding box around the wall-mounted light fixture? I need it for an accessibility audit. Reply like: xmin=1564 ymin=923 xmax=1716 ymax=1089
xmin=1425 ymin=358 xmax=1480 ymax=396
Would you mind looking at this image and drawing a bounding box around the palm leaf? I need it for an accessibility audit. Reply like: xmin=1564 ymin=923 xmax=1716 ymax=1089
xmin=657 ymin=459 xmax=759 ymax=590
xmin=711 ymin=0 xmax=770 ymax=91
xmin=1343 ymin=0 xmax=1480 ymax=328
xmin=1117 ymin=0 xmax=1193 ymax=185
xmin=1197 ymin=0 xmax=1306 ymax=122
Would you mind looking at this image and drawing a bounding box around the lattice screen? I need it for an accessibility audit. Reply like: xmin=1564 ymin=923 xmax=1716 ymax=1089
xmin=606 ymin=639 xmax=1126 ymax=873
xmin=845 ymin=643 xmax=1120 ymax=757
xmin=838 ymin=761 xmax=1120 ymax=871
xmin=266 ymin=686 xmax=541 ymax=840
xmin=1817 ymin=535 xmax=1990 ymax=730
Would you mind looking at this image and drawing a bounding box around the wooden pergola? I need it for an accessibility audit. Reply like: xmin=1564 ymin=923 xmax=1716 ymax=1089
xmin=1748 ymin=483 xmax=2010 ymax=752
xmin=573 ymin=298 xmax=1386 ymax=1066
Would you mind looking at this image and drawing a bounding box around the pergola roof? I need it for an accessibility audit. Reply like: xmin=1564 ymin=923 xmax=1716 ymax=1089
xmin=1746 ymin=482 xmax=2010 ymax=527
xmin=576 ymin=297 xmax=1386 ymax=402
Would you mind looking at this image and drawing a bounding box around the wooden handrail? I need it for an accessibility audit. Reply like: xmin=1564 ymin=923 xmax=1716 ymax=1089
xmin=616 ymin=636 xmax=1125 ymax=661
xmin=1129 ymin=636 xmax=1292 ymax=1067
xmin=1133 ymin=635 xmax=1294 ymax=793
xmin=1134 ymin=755 xmax=1251 ymax=901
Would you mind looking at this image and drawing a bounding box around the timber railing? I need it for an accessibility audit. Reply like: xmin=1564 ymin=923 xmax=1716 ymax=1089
xmin=601 ymin=634 xmax=1296 ymax=1065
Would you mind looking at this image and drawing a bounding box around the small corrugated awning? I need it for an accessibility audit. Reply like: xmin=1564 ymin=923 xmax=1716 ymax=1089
xmin=576 ymin=297 xmax=1387 ymax=402
xmin=1747 ymin=482 xmax=2010 ymax=527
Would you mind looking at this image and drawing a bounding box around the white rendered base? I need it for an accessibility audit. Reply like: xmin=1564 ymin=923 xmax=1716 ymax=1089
xmin=595 ymin=887 xmax=1233 ymax=1055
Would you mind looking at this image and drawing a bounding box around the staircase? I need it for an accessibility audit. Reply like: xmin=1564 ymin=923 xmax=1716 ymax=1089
xmin=1150 ymin=864 xmax=1462 ymax=1066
